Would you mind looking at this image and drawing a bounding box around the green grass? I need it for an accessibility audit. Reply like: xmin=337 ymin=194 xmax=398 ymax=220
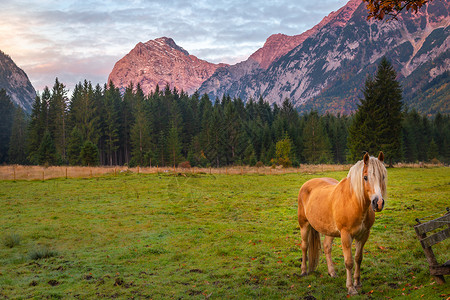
xmin=0 ymin=168 xmax=449 ymax=299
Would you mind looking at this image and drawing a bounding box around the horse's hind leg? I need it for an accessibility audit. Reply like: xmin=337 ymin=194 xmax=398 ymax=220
xmin=323 ymin=235 xmax=336 ymax=277
xmin=341 ymin=230 xmax=358 ymax=295
xmin=300 ymin=224 xmax=310 ymax=276
xmin=354 ymin=232 xmax=369 ymax=289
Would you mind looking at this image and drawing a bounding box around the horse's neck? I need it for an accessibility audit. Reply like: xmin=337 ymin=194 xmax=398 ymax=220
xmin=337 ymin=177 xmax=370 ymax=211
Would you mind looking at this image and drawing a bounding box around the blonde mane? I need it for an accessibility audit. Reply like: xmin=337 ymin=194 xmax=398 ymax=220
xmin=347 ymin=156 xmax=387 ymax=205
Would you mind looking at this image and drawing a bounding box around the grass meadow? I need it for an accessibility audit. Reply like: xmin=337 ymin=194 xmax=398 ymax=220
xmin=0 ymin=167 xmax=449 ymax=299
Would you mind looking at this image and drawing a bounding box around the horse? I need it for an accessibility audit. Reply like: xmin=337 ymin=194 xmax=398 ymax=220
xmin=297 ymin=152 xmax=387 ymax=295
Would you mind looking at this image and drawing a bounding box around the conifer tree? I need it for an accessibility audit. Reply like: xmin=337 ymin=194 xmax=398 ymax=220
xmin=48 ymin=78 xmax=68 ymax=163
xmin=68 ymin=80 xmax=99 ymax=145
xmin=348 ymin=57 xmax=403 ymax=164
xmin=0 ymin=89 xmax=15 ymax=163
xmin=130 ymin=84 xmax=152 ymax=166
xmin=375 ymin=57 xmax=403 ymax=165
xmin=67 ymin=127 xmax=83 ymax=165
xmin=103 ymin=82 xmax=121 ymax=165
xmin=166 ymin=122 xmax=182 ymax=167
xmin=302 ymin=111 xmax=331 ymax=163
xmin=27 ymin=95 xmax=44 ymax=164
xmin=38 ymin=130 xmax=57 ymax=165
xmin=121 ymin=82 xmax=135 ymax=164
xmin=80 ymin=140 xmax=99 ymax=166
xmin=8 ymin=107 xmax=29 ymax=164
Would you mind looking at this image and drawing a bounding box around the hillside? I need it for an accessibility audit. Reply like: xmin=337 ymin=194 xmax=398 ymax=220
xmin=0 ymin=50 xmax=36 ymax=113
xmin=199 ymin=0 xmax=450 ymax=114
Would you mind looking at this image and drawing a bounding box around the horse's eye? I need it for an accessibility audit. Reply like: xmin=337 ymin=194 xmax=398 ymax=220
xmin=364 ymin=176 xmax=368 ymax=181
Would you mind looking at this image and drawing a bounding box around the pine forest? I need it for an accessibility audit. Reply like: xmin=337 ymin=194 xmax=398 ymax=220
xmin=1 ymin=68 xmax=449 ymax=168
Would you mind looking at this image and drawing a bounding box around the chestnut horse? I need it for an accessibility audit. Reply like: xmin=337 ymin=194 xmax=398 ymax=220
xmin=298 ymin=152 xmax=387 ymax=295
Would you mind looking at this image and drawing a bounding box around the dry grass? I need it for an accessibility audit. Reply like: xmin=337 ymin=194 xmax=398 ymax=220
xmin=0 ymin=163 xmax=444 ymax=180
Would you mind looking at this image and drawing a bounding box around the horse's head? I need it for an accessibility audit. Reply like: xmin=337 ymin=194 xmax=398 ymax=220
xmin=362 ymin=152 xmax=387 ymax=212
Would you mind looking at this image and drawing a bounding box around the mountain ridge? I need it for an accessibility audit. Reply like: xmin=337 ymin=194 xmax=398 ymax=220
xmin=108 ymin=37 xmax=227 ymax=95
xmin=0 ymin=50 xmax=36 ymax=113
xmin=107 ymin=0 xmax=449 ymax=114
xmin=199 ymin=0 xmax=449 ymax=114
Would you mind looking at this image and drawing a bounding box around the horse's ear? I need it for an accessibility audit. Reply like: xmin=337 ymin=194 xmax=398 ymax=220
xmin=378 ymin=151 xmax=384 ymax=162
xmin=363 ymin=152 xmax=369 ymax=165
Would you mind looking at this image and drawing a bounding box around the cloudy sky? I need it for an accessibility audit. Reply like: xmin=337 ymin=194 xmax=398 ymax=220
xmin=0 ymin=0 xmax=348 ymax=93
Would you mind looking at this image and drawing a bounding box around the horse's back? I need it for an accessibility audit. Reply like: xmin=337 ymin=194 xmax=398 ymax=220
xmin=298 ymin=177 xmax=338 ymax=202
xmin=298 ymin=177 xmax=340 ymax=233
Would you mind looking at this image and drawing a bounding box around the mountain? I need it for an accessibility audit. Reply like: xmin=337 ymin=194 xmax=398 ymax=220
xmin=199 ymin=0 xmax=449 ymax=115
xmin=0 ymin=50 xmax=36 ymax=113
xmin=200 ymin=0 xmax=361 ymax=100
xmin=108 ymin=37 xmax=227 ymax=95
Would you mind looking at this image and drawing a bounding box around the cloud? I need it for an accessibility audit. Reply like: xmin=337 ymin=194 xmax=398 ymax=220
xmin=0 ymin=0 xmax=349 ymax=92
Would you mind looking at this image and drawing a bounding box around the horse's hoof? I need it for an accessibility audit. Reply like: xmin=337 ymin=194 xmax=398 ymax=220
xmin=354 ymin=283 xmax=362 ymax=290
xmin=300 ymin=272 xmax=308 ymax=277
xmin=347 ymin=287 xmax=358 ymax=296
xmin=328 ymin=272 xmax=336 ymax=278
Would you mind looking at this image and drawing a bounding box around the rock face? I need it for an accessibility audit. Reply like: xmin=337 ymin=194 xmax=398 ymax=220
xmin=199 ymin=0 xmax=362 ymax=104
xmin=108 ymin=37 xmax=227 ymax=95
xmin=0 ymin=50 xmax=36 ymax=113
xmin=109 ymin=0 xmax=449 ymax=114
xmin=199 ymin=0 xmax=449 ymax=114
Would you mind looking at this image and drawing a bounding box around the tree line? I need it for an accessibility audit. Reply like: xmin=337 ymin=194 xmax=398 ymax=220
xmin=1 ymin=59 xmax=449 ymax=167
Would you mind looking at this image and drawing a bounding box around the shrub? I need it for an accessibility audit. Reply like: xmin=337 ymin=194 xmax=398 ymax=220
xmin=430 ymin=158 xmax=440 ymax=165
xmin=179 ymin=161 xmax=191 ymax=169
xmin=29 ymin=246 xmax=58 ymax=260
xmin=2 ymin=233 xmax=21 ymax=248
xmin=255 ymin=161 xmax=264 ymax=168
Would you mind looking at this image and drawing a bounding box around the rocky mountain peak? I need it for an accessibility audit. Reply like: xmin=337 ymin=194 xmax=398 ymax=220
xmin=199 ymin=0 xmax=449 ymax=115
xmin=108 ymin=37 xmax=227 ymax=95
xmin=0 ymin=50 xmax=36 ymax=113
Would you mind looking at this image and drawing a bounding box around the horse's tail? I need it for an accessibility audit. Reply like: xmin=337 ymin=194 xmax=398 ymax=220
xmin=308 ymin=227 xmax=321 ymax=273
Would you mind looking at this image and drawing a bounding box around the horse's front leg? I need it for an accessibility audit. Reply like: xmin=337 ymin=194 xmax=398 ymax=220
xmin=341 ymin=230 xmax=357 ymax=295
xmin=353 ymin=232 xmax=370 ymax=289
xmin=323 ymin=235 xmax=336 ymax=277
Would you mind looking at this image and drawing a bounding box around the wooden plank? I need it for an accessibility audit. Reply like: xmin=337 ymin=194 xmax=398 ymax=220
xmin=414 ymin=213 xmax=450 ymax=235
xmin=420 ymin=227 xmax=450 ymax=248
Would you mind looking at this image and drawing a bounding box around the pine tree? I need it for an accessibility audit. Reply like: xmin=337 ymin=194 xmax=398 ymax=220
xmin=121 ymin=82 xmax=135 ymax=164
xmin=68 ymin=80 xmax=99 ymax=145
xmin=48 ymin=78 xmax=68 ymax=163
xmin=38 ymin=130 xmax=57 ymax=165
xmin=130 ymin=85 xmax=152 ymax=166
xmin=348 ymin=57 xmax=403 ymax=164
xmin=27 ymin=95 xmax=44 ymax=164
xmin=67 ymin=127 xmax=83 ymax=165
xmin=103 ymin=82 xmax=121 ymax=165
xmin=8 ymin=107 xmax=29 ymax=164
xmin=0 ymin=89 xmax=15 ymax=163
xmin=166 ymin=122 xmax=182 ymax=167
xmin=302 ymin=111 xmax=331 ymax=164
xmin=80 ymin=140 xmax=99 ymax=166
xmin=375 ymin=57 xmax=403 ymax=165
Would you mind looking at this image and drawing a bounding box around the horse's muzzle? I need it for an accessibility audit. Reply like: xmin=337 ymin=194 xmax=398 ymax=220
xmin=371 ymin=196 xmax=385 ymax=212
